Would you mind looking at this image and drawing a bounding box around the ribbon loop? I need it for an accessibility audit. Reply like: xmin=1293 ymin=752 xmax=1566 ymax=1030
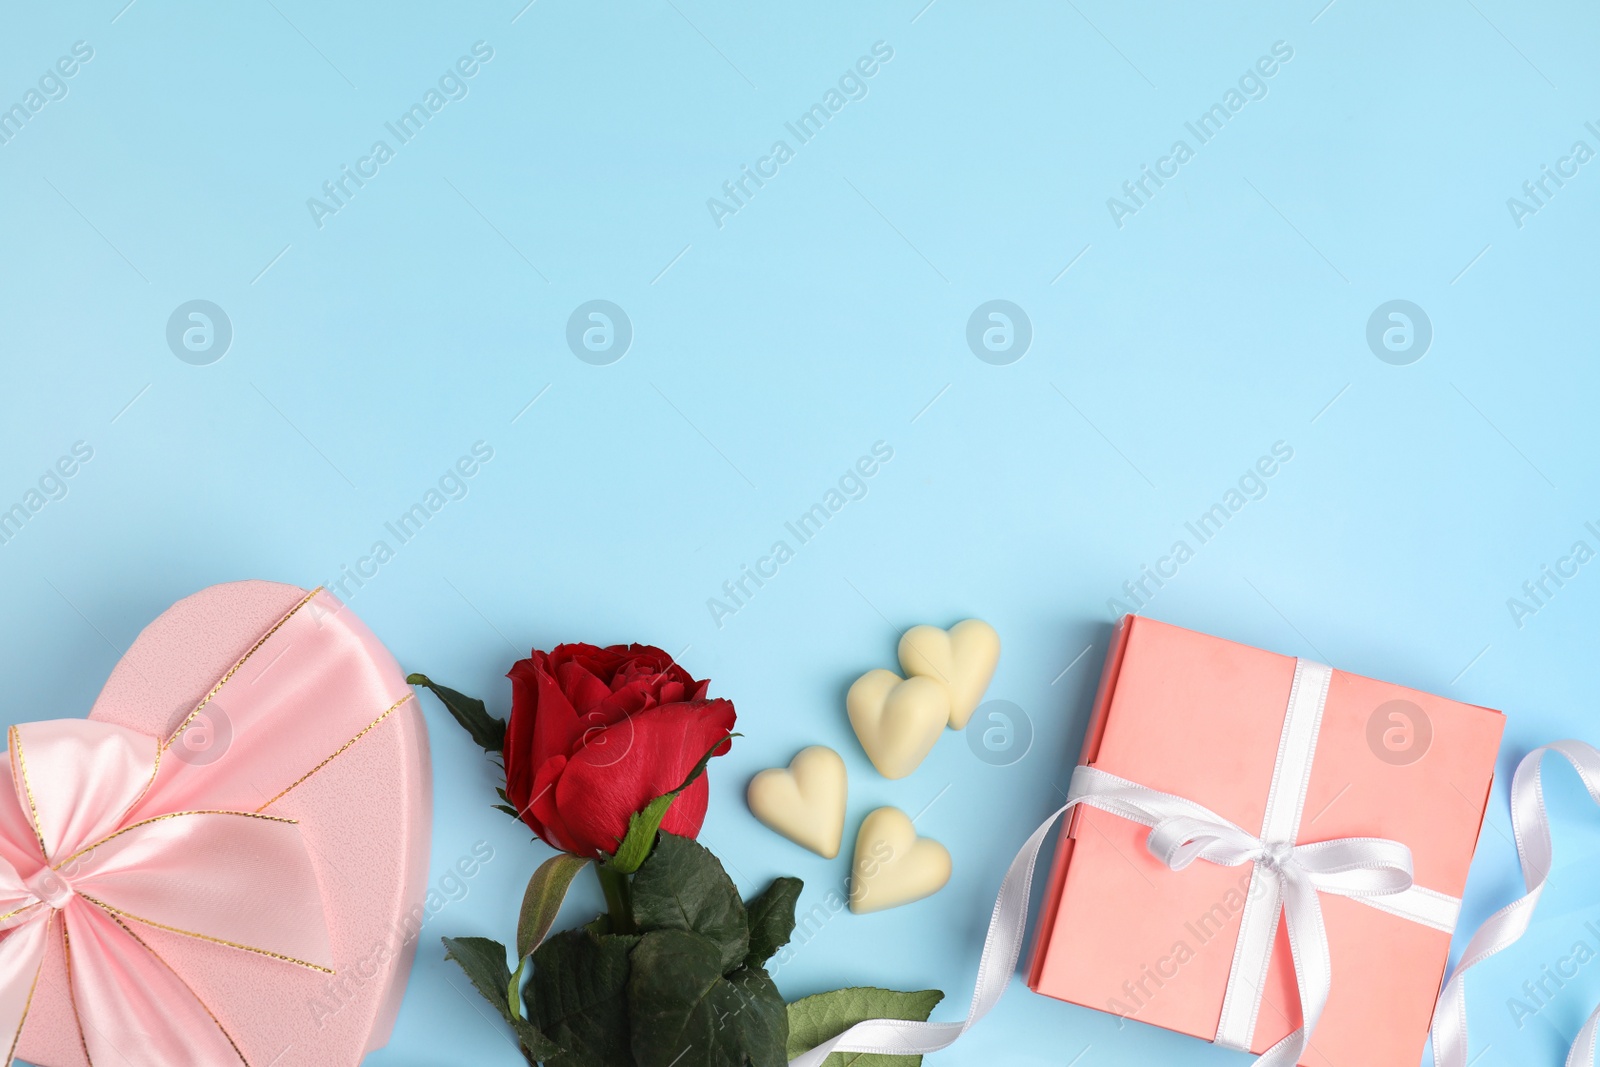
xmin=1292 ymin=837 xmax=1415 ymax=899
xmin=0 ymin=722 xmax=335 ymax=1066
xmin=1145 ymin=813 xmax=1258 ymax=870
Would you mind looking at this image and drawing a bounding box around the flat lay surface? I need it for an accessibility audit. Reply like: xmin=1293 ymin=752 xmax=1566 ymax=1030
xmin=3 ymin=1 xmax=1599 ymax=1064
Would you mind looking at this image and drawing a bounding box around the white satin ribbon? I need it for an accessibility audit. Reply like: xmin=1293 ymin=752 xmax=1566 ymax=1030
xmin=1430 ymin=740 xmax=1600 ymax=1067
xmin=1068 ymin=765 xmax=1439 ymax=1065
xmin=789 ymin=658 xmax=1462 ymax=1067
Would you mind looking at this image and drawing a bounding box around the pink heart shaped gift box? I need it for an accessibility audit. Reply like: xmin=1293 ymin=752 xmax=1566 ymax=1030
xmin=10 ymin=581 xmax=432 ymax=1067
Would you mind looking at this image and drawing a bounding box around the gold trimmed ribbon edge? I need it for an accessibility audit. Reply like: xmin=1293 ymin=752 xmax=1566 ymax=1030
xmin=79 ymin=894 xmax=335 ymax=976
xmin=0 ymin=901 xmax=44 ymax=927
xmin=122 ymin=740 xmax=162 ymax=832
xmin=61 ymin=918 xmax=92 ymax=1067
xmin=4 ymin=911 xmax=52 ymax=1066
xmin=162 ymin=585 xmax=325 ymax=751
xmin=96 ymin=910 xmax=251 ymax=1066
xmin=52 ymin=809 xmax=298 ymax=873
xmin=256 ymin=690 xmax=415 ymax=812
xmin=10 ymin=728 xmax=50 ymax=865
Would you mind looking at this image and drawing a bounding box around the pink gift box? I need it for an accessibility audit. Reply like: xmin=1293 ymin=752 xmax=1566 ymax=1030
xmin=1028 ymin=616 xmax=1503 ymax=1067
xmin=16 ymin=581 xmax=432 ymax=1067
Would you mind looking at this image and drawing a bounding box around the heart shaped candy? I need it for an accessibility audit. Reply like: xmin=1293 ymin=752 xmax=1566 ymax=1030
xmin=849 ymin=807 xmax=952 ymax=914
xmin=846 ymin=669 xmax=949 ymax=780
xmin=747 ymin=746 xmax=848 ymax=859
xmin=898 ymin=619 xmax=1000 ymax=730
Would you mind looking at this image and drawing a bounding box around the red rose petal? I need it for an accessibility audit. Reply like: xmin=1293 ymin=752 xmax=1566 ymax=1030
xmin=553 ymin=699 xmax=737 ymax=858
xmin=556 ymin=660 xmax=616 ymax=716
xmin=503 ymin=660 xmax=542 ymax=808
xmin=527 ymin=755 xmax=582 ymax=855
xmin=658 ymin=773 xmax=710 ymax=840
xmin=506 ymin=656 xmax=586 ymax=783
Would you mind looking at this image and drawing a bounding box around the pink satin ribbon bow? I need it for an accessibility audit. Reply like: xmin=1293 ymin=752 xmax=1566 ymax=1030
xmin=0 ymin=587 xmax=415 ymax=1066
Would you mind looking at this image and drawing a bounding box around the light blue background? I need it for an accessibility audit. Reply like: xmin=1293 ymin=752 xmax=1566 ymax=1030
xmin=3 ymin=1 xmax=1599 ymax=1064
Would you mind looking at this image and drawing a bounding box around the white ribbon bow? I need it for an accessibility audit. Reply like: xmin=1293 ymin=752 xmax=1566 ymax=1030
xmin=1431 ymin=740 xmax=1600 ymax=1067
xmin=1065 ymin=765 xmax=1426 ymax=1065
xmin=789 ymin=659 xmax=1463 ymax=1067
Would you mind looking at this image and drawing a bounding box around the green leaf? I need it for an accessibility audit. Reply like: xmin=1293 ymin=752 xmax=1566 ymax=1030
xmin=630 ymin=832 xmax=748 ymax=973
xmin=441 ymin=936 xmax=516 ymax=1016
xmin=743 ymin=877 xmax=802 ymax=969
xmin=529 ymin=928 xmax=639 ymax=1067
xmin=606 ymin=732 xmax=738 ymax=875
xmin=518 ymin=853 xmax=591 ymax=959
xmin=627 ymin=930 xmax=788 ymax=1067
xmin=785 ymin=987 xmax=945 ymax=1067
xmin=512 ymin=1016 xmax=556 ymax=1059
xmin=408 ymin=673 xmax=506 ymax=754
xmin=725 ymin=966 xmax=789 ymax=1067
xmin=441 ymin=936 xmax=560 ymax=1059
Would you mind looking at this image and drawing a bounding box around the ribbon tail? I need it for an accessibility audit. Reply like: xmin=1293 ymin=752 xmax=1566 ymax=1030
xmin=786 ymin=804 xmax=1070 ymax=1067
xmin=67 ymin=903 xmax=250 ymax=1067
xmin=1249 ymin=872 xmax=1333 ymax=1067
xmin=0 ymin=916 xmax=51 ymax=1066
xmin=1430 ymin=740 xmax=1600 ymax=1067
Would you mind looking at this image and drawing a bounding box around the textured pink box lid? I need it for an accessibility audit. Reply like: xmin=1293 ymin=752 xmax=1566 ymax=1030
xmin=17 ymin=581 xmax=433 ymax=1067
xmin=1028 ymin=616 xmax=1503 ymax=1067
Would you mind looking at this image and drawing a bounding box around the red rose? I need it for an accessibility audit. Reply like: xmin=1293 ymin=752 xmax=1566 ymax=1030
xmin=504 ymin=643 xmax=735 ymax=858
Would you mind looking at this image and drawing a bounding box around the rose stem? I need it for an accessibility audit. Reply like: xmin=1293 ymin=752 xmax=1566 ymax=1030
xmin=594 ymin=864 xmax=636 ymax=934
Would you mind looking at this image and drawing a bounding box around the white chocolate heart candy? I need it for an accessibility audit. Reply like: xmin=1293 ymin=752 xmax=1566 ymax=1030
xmin=849 ymin=806 xmax=952 ymax=914
xmin=898 ymin=619 xmax=1001 ymax=730
xmin=846 ymin=669 xmax=949 ymax=780
xmin=746 ymin=746 xmax=848 ymax=859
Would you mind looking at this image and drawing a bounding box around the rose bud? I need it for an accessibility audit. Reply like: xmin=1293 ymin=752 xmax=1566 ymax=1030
xmin=503 ymin=643 xmax=735 ymax=859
